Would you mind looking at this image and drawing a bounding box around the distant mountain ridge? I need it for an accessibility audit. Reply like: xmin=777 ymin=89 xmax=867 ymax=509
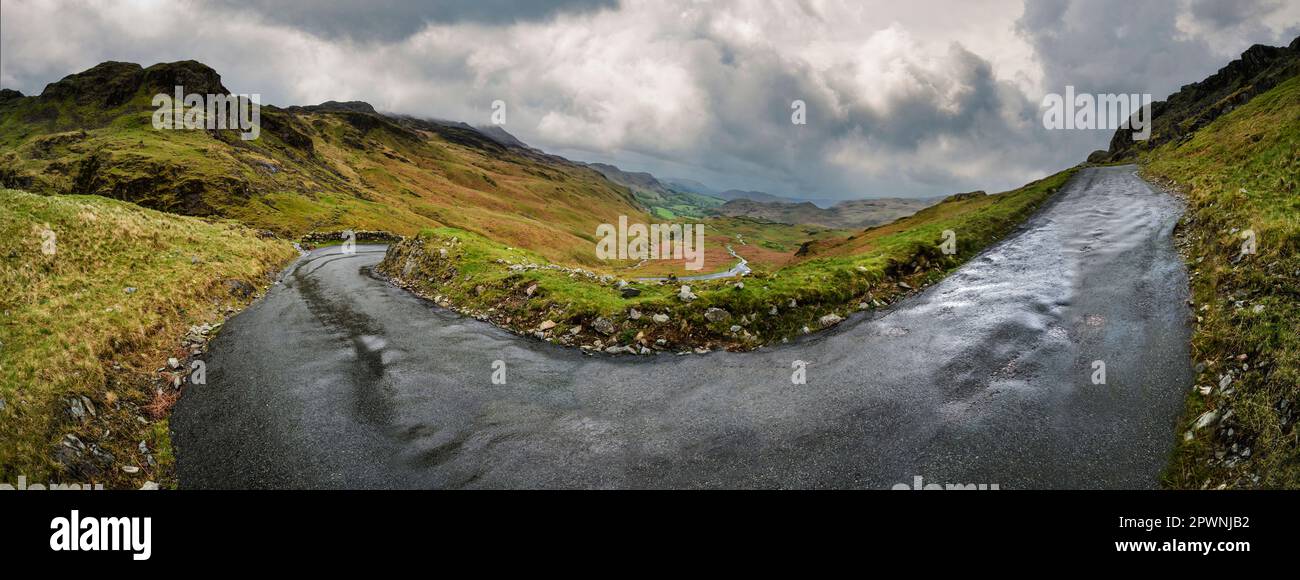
xmin=585 ymin=162 xmax=724 ymax=219
xmin=714 ymin=197 xmax=938 ymax=229
xmin=716 ymin=189 xmax=786 ymax=203
xmin=587 ymin=162 xmax=678 ymax=197
xmin=667 ymin=179 xmax=881 ymax=209
xmin=475 ymin=124 xmax=533 ymax=149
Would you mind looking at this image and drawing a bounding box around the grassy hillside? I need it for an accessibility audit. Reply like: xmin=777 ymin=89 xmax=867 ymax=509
xmin=378 ymin=169 xmax=1076 ymax=352
xmin=1107 ymin=36 xmax=1300 ymax=160
xmin=1140 ymin=74 xmax=1300 ymax=489
xmin=0 ymin=61 xmax=650 ymax=268
xmin=0 ymin=60 xmax=876 ymax=280
xmin=0 ymin=189 xmax=296 ymax=487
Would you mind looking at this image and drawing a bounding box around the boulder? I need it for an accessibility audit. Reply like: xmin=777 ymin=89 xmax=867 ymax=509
xmin=593 ymin=317 xmax=616 ymax=335
xmin=819 ymin=313 xmax=844 ymax=328
xmin=222 ymin=278 xmax=254 ymax=298
xmin=704 ymin=308 xmax=730 ymax=322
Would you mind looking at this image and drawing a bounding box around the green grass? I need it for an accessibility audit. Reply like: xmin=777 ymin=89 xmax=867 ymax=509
xmin=1141 ymin=75 xmax=1300 ymax=489
xmin=0 ymin=189 xmax=296 ymax=487
xmin=379 ymin=168 xmax=1077 ymax=351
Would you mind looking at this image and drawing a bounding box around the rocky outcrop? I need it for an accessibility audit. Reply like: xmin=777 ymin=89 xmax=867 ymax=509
xmin=1103 ymin=35 xmax=1300 ymax=161
xmin=299 ymin=230 xmax=403 ymax=247
xmin=37 ymin=60 xmax=229 ymax=110
xmin=939 ymin=190 xmax=987 ymax=203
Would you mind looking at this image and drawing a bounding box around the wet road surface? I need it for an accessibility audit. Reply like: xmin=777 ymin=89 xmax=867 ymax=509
xmin=172 ymin=166 xmax=1192 ymax=489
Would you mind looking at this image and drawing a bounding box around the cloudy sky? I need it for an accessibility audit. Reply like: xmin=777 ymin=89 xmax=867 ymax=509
xmin=2 ymin=0 xmax=1298 ymax=199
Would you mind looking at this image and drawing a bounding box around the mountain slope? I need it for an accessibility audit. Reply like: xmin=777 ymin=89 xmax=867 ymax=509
xmin=1139 ymin=71 xmax=1300 ymax=489
xmin=0 ymin=60 xmax=649 ymax=267
xmin=1106 ymin=36 xmax=1300 ymax=160
xmin=662 ymin=177 xmax=719 ymax=197
xmin=586 ymin=162 xmax=725 ymax=219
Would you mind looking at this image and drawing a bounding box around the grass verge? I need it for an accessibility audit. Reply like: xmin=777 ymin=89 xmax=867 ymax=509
xmin=1141 ymin=75 xmax=1300 ymax=489
xmin=0 ymin=189 xmax=296 ymax=488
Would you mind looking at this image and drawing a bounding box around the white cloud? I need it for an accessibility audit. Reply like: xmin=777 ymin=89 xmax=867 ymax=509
xmin=2 ymin=0 xmax=1296 ymax=199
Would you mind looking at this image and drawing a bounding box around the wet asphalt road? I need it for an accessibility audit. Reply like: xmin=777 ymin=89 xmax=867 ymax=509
xmin=172 ymin=166 xmax=1192 ymax=489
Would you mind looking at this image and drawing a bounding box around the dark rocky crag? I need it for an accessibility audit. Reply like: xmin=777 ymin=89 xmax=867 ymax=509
xmin=1103 ymin=35 xmax=1300 ymax=161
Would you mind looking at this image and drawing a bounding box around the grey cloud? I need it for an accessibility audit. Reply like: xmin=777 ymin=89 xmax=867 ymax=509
xmin=1009 ymin=0 xmax=1297 ymax=179
xmin=2 ymin=0 xmax=1297 ymax=201
xmin=1188 ymin=0 xmax=1281 ymax=31
xmin=619 ymin=33 xmax=1050 ymax=198
xmin=1017 ymin=0 xmax=1218 ymax=97
xmin=206 ymin=0 xmax=619 ymax=42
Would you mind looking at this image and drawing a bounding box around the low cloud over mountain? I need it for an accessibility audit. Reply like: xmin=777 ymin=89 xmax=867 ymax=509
xmin=3 ymin=0 xmax=1297 ymax=199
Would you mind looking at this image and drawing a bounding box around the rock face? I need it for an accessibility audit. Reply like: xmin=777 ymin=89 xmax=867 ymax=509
xmin=1104 ymin=35 xmax=1300 ymax=161
xmin=67 ymin=397 xmax=90 ymax=421
xmin=54 ymin=435 xmax=87 ymax=468
xmin=36 ymin=61 xmax=228 ymax=109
